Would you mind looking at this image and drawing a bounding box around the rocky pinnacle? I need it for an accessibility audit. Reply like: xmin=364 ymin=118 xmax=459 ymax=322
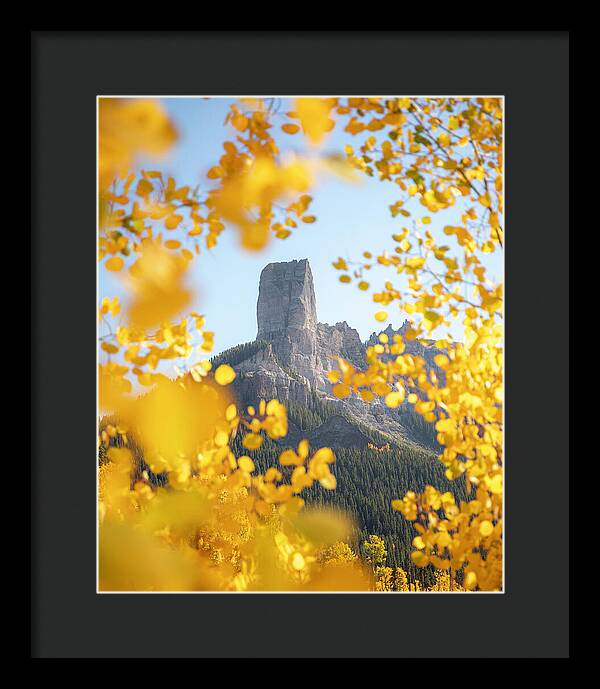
xmin=256 ymin=259 xmax=317 ymax=338
xmin=228 ymin=258 xmax=440 ymax=449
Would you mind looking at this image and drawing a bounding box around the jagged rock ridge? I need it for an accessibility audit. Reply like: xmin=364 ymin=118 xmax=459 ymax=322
xmin=225 ymin=259 xmax=440 ymax=449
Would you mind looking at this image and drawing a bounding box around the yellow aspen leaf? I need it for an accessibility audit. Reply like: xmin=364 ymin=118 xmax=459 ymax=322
xmin=374 ymin=311 xmax=388 ymax=322
xmin=295 ymin=97 xmax=334 ymax=145
xmin=189 ymin=365 xmax=206 ymax=382
xmin=436 ymin=532 xmax=451 ymax=549
xmin=372 ymin=382 xmax=390 ymax=396
xmin=100 ymin=296 xmax=121 ymax=318
xmin=126 ymin=244 xmax=191 ymax=329
xmin=345 ymin=118 xmax=365 ymax=135
xmin=333 ymin=383 xmax=351 ymax=399
xmin=231 ymin=114 xmax=249 ymax=132
xmin=385 ymin=389 xmax=405 ymax=408
xmin=308 ymin=460 xmax=333 ymax=486
xmin=319 ymin=473 xmax=337 ymax=490
xmin=339 ymin=275 xmax=351 ymax=284
xmin=312 ymin=447 xmax=335 ymax=464
xmin=214 ymin=431 xmax=229 ymax=447
xmin=207 ymin=166 xmax=224 ymax=180
xmin=238 ymin=455 xmax=255 ymax=473
xmin=242 ymin=434 xmax=262 ymax=450
xmin=360 ymin=389 xmax=375 ymax=403
xmin=411 ymin=551 xmax=429 ymax=567
xmin=264 ymin=468 xmax=282 ymax=483
xmin=424 ymin=310 xmax=442 ymax=326
xmin=214 ymin=364 xmax=236 ymax=386
xmin=105 ymin=256 xmax=124 ymax=272
xmin=489 ymin=474 xmax=502 ymax=495
xmin=403 ymin=327 xmax=419 ymax=340
xmin=479 ymin=520 xmax=494 ymax=537
xmin=282 ymin=123 xmax=300 ymax=134
xmin=101 ymin=342 xmax=119 ymax=354
xmin=435 ymin=418 xmax=455 ymax=433
xmin=135 ymin=178 xmax=154 ymax=199
xmin=406 ymin=257 xmax=425 ymax=269
xmin=358 ymin=281 xmax=369 ymax=291
xmin=327 ymin=370 xmax=341 ymax=383
xmin=279 ymin=449 xmax=302 ymax=466
xmin=298 ymin=440 xmax=309 ymax=459
xmin=464 ymin=571 xmax=478 ymax=590
xmin=164 ymin=239 xmax=181 ymax=250
xmin=165 ymin=214 xmax=183 ymax=230
xmin=367 ymin=118 xmax=384 ymax=131
xmin=302 ymin=215 xmax=316 ymax=224
xmin=99 ymin=99 xmax=177 ymax=192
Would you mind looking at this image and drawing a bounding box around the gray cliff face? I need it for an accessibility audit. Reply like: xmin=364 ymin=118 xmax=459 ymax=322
xmin=317 ymin=321 xmax=366 ymax=371
xmin=228 ymin=259 xmax=440 ymax=449
xmin=233 ymin=342 xmax=313 ymax=407
xmin=257 ymin=259 xmax=317 ymax=337
xmin=254 ymin=259 xmax=364 ymax=390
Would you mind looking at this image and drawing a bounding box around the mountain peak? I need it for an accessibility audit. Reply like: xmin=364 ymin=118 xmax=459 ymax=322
xmin=215 ymin=261 xmax=442 ymax=450
xmin=256 ymin=259 xmax=317 ymax=338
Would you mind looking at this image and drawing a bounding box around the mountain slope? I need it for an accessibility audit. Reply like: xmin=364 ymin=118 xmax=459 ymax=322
xmin=215 ymin=258 xmax=442 ymax=451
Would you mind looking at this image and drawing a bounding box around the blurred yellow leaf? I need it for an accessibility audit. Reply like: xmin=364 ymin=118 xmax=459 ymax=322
xmin=214 ymin=364 xmax=236 ymax=386
xmin=125 ymin=243 xmax=191 ymax=330
xmin=295 ymin=98 xmax=335 ymax=146
xmin=99 ymin=98 xmax=177 ymax=191
xmin=105 ymin=256 xmax=124 ymax=272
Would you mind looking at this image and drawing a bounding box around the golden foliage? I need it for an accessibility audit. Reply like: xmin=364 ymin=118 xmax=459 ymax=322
xmin=98 ymin=96 xmax=503 ymax=591
xmin=99 ymin=98 xmax=177 ymax=193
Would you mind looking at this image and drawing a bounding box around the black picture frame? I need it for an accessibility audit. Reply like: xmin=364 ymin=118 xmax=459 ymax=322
xmin=30 ymin=30 xmax=571 ymax=659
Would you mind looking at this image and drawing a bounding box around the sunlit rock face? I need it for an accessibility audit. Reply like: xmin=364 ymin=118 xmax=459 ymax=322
xmin=254 ymin=259 xmax=364 ymax=389
xmin=227 ymin=259 xmax=441 ymax=449
xmin=257 ymin=259 xmax=317 ymax=337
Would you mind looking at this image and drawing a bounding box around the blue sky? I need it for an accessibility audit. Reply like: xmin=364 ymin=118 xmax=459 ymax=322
xmin=100 ymin=97 xmax=502 ymax=363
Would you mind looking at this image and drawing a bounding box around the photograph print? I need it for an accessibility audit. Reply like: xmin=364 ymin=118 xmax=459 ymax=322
xmin=98 ymin=96 xmax=504 ymax=593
